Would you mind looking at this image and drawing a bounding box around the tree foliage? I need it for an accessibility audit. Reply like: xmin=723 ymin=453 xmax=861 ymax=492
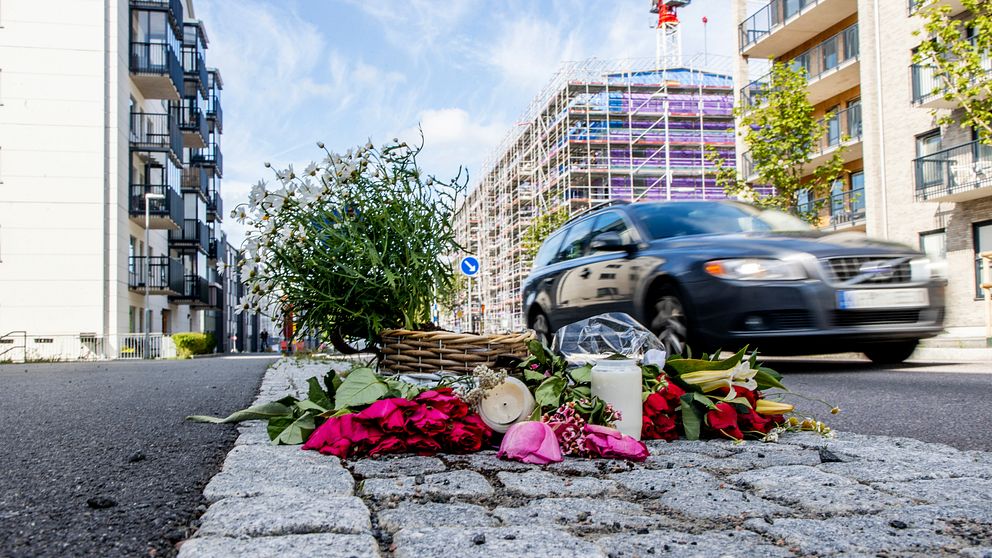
xmin=913 ymin=0 xmax=992 ymax=145
xmin=708 ymin=62 xmax=847 ymax=223
xmin=522 ymin=206 xmax=569 ymax=261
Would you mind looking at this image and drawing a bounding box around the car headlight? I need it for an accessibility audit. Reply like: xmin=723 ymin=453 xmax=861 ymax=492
xmin=704 ymin=258 xmax=807 ymax=281
xmin=910 ymin=257 xmax=941 ymax=281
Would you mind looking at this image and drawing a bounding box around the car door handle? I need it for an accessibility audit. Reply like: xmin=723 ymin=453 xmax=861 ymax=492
xmin=580 ymin=268 xmax=591 ymax=279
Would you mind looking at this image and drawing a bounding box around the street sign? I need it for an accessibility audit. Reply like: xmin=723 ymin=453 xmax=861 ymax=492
xmin=460 ymin=256 xmax=480 ymax=277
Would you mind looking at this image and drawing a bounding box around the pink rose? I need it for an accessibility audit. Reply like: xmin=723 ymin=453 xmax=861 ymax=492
xmin=406 ymin=434 xmax=442 ymax=455
xmin=583 ymin=424 xmax=648 ymax=462
xmin=302 ymin=414 xmax=384 ymax=459
xmin=497 ymin=421 xmax=563 ymax=465
xmin=357 ymin=398 xmax=416 ymax=433
xmin=408 ymin=405 xmax=449 ymax=436
xmin=368 ymin=436 xmax=407 ymax=456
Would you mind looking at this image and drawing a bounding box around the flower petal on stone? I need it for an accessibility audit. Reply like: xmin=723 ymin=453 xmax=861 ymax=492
xmin=497 ymin=421 xmax=563 ymax=464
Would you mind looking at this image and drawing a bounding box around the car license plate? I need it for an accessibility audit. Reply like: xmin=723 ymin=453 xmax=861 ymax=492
xmin=836 ymin=288 xmax=929 ymax=310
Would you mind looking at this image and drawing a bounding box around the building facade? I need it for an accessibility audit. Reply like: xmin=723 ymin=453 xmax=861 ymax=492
xmin=0 ymin=0 xmax=242 ymax=357
xmin=734 ymin=0 xmax=991 ymax=334
xmin=453 ymin=56 xmax=742 ymax=333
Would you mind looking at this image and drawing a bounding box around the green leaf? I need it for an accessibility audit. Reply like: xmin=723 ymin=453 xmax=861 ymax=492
xmin=534 ymin=376 xmax=566 ymax=408
xmin=524 ymin=369 xmax=546 ymax=383
xmin=569 ymin=364 xmax=592 ymax=385
xmin=267 ymin=413 xmax=316 ymax=445
xmin=527 ymin=339 xmax=548 ymax=364
xmin=667 ymin=347 xmax=748 ymax=377
xmin=322 ymin=371 xmax=338 ymax=399
xmin=307 ymin=377 xmax=332 ymax=410
xmin=295 ymin=399 xmax=328 ymax=413
xmin=754 ymin=367 xmax=786 ymax=390
xmin=570 ymin=385 xmax=592 ymax=399
xmin=691 ymin=392 xmax=718 ymax=410
xmin=187 ymin=401 xmax=293 ymax=424
xmin=726 ymin=396 xmax=753 ymax=409
xmin=529 ymin=406 xmax=542 ymax=421
xmin=385 ymin=378 xmax=420 ymax=400
xmin=679 ymin=394 xmax=702 ymax=441
xmin=334 ymin=367 xmax=388 ymax=409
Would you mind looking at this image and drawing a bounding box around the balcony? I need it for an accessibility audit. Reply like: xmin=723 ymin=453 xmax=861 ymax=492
xmin=206 ymin=69 xmax=223 ymax=133
xmin=128 ymin=256 xmax=184 ymax=295
xmin=129 ymin=0 xmax=183 ymax=29
xmin=192 ymin=142 xmax=223 ymax=176
xmin=182 ymin=23 xmax=209 ymax=96
xmin=130 ymin=111 xmax=182 ymax=165
xmin=739 ymin=0 xmax=858 ymax=59
xmin=799 ymin=187 xmax=866 ymax=229
xmin=206 ymin=189 xmax=223 ymax=222
xmin=806 ymin=105 xmax=863 ymax=170
xmin=910 ymin=0 xmax=967 ymax=16
xmin=182 ymin=165 xmax=208 ymax=199
xmin=208 ymin=235 xmax=227 ymax=262
xmin=129 ymin=42 xmax=182 ymax=101
xmin=912 ymin=46 xmax=991 ymax=109
xmin=170 ymin=274 xmax=211 ymax=307
xmin=740 ymin=24 xmax=859 ymax=109
xmin=170 ymin=99 xmax=207 ymax=148
xmin=915 ymin=140 xmax=992 ymax=202
xmin=169 ymin=218 xmax=210 ymax=253
xmin=129 ymin=184 xmax=183 ymax=229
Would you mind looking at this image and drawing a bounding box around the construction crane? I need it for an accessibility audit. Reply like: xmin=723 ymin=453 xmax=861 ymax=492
xmin=649 ymin=0 xmax=691 ymax=66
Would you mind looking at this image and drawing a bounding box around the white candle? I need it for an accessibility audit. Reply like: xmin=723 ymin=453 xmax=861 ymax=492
xmin=590 ymin=359 xmax=643 ymax=440
xmin=479 ymin=377 xmax=536 ymax=433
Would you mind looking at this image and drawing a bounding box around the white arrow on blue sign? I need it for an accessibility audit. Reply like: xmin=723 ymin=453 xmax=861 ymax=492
xmin=460 ymin=256 xmax=480 ymax=277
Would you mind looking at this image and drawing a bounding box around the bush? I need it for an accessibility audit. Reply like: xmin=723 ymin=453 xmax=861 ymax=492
xmin=172 ymin=332 xmax=216 ymax=358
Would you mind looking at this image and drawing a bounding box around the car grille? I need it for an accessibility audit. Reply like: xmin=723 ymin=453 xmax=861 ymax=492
xmin=832 ymin=309 xmax=921 ymax=327
xmin=821 ymin=256 xmax=913 ymax=285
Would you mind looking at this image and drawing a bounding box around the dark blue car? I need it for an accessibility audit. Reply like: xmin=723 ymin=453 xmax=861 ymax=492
xmin=521 ymin=200 xmax=945 ymax=364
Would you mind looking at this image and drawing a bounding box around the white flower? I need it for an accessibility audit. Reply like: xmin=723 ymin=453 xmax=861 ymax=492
xmin=304 ymin=162 xmax=318 ymax=176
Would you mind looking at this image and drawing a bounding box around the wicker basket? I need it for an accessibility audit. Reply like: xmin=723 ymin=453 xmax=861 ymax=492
xmin=379 ymin=329 xmax=535 ymax=374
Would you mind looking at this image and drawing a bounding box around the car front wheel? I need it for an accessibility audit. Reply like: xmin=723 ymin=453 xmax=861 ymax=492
xmin=863 ymin=340 xmax=918 ymax=364
xmin=650 ymin=290 xmax=688 ymax=357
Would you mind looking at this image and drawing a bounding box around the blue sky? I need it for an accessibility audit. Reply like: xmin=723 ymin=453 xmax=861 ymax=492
xmin=196 ymin=0 xmax=737 ymax=245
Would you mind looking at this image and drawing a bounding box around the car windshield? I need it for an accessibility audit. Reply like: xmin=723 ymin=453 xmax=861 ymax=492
xmin=629 ymin=202 xmax=811 ymax=240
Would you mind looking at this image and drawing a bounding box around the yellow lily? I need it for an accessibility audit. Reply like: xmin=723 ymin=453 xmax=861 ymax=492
xmin=681 ymin=361 xmax=758 ymax=400
xmin=755 ymin=400 xmax=795 ymax=415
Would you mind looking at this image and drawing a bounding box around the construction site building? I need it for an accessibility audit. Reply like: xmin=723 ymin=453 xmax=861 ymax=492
xmin=453 ymin=56 xmax=746 ymax=333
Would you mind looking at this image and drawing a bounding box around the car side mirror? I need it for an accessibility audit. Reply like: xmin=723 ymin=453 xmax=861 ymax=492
xmin=590 ymin=232 xmax=635 ymax=253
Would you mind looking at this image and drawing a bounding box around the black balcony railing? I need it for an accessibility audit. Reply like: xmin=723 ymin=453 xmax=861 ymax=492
xmin=171 ymin=274 xmax=211 ymax=306
xmin=206 ymin=70 xmax=223 ymax=132
xmin=192 ymin=143 xmax=223 ymax=176
xmin=129 ymin=41 xmax=183 ymax=98
xmin=912 ymin=41 xmax=991 ymax=105
xmin=129 ymin=184 xmax=183 ymax=226
xmin=130 ymin=111 xmax=182 ymax=163
xmin=182 ymin=46 xmax=209 ymax=96
xmin=814 ymin=105 xmax=863 ymax=156
xmin=915 ymin=140 xmax=992 ymax=201
xmin=208 ymin=236 xmax=227 ymax=262
xmin=181 ymin=165 xmax=208 ymax=198
xmin=128 ymin=256 xmax=184 ymax=293
xmin=169 ymin=218 xmax=210 ymax=253
xmin=171 ymin=100 xmax=207 ymax=144
xmin=740 ymin=0 xmax=822 ymax=51
xmin=206 ymin=189 xmax=223 ymax=221
xmin=129 ymin=0 xmax=183 ymax=33
xmin=797 ymin=187 xmax=865 ymax=227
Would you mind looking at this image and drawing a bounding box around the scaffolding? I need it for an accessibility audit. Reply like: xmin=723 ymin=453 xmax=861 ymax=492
xmin=453 ymin=54 xmax=745 ymax=333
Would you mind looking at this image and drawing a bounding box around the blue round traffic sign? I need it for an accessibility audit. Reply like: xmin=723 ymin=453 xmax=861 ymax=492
xmin=460 ymin=256 xmax=480 ymax=277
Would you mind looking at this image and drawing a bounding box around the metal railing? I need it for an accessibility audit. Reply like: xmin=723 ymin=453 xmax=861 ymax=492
xmin=169 ymin=218 xmax=210 ymax=253
xmin=129 ymin=183 xmax=183 ymax=225
xmin=206 ymin=85 xmax=223 ymax=131
xmin=171 ymin=99 xmax=207 ymax=143
xmin=181 ymin=165 xmax=208 ymax=197
xmin=798 ymin=187 xmax=865 ymax=226
xmin=174 ymin=274 xmax=211 ymax=306
xmin=813 ymin=105 xmax=862 ymax=156
xmin=206 ymin=189 xmax=223 ymax=221
xmin=128 ymin=256 xmax=184 ymax=293
xmin=0 ymin=333 xmax=177 ymax=363
xmin=915 ymin=140 xmax=992 ymax=201
xmin=740 ymin=0 xmax=822 ymax=51
xmin=182 ymin=45 xmax=208 ymax=95
xmin=208 ymin=235 xmax=227 ymax=262
xmin=912 ymin=41 xmax=992 ymax=105
xmin=129 ymin=41 xmax=183 ymax=95
xmin=129 ymin=0 xmax=183 ymax=32
xmin=130 ymin=111 xmax=182 ymax=161
xmin=192 ymin=142 xmax=223 ymax=176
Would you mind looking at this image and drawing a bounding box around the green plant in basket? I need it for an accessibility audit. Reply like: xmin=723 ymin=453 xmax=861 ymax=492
xmin=232 ymin=136 xmax=467 ymax=351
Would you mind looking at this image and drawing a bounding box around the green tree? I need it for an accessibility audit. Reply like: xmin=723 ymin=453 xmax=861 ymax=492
xmin=913 ymin=0 xmax=992 ymax=145
xmin=708 ymin=62 xmax=847 ymax=223
xmin=521 ymin=206 xmax=569 ymax=261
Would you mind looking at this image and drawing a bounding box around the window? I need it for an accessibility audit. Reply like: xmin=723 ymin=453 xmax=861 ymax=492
xmin=797 ymin=189 xmax=812 ymax=214
xmin=791 ymin=53 xmax=811 ymax=77
xmin=920 ymin=229 xmax=946 ymax=260
xmin=974 ymin=221 xmax=992 ymax=298
xmin=846 ymin=98 xmax=862 ymax=138
xmin=129 ymin=306 xmax=137 ymax=334
xmin=916 ymin=130 xmax=942 ymax=188
xmin=554 ymin=217 xmax=595 ymax=263
xmin=825 ymin=105 xmax=841 ymax=147
xmin=850 ymin=171 xmax=865 ymax=214
xmin=830 ymin=179 xmax=845 ymax=215
xmin=843 ymin=24 xmax=859 ymax=60
xmin=589 ymin=211 xmax=635 ymax=250
xmin=822 ymin=35 xmax=839 ymax=73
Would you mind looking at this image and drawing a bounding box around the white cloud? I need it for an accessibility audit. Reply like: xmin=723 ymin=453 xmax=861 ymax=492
xmin=397 ymin=108 xmax=507 ymax=181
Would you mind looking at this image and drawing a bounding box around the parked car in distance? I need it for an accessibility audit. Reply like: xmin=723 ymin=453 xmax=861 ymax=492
xmin=521 ymin=200 xmax=946 ymax=364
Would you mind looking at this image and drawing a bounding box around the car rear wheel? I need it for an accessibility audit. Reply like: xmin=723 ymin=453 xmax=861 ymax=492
xmin=530 ymin=311 xmax=551 ymax=347
xmin=650 ymin=290 xmax=688 ymax=357
xmin=863 ymin=340 xmax=918 ymax=364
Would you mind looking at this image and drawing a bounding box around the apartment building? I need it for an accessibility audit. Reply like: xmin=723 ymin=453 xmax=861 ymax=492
xmin=454 ymin=56 xmax=743 ymax=333
xmin=734 ymin=0 xmax=991 ymax=333
xmin=0 ymin=0 xmax=241 ymax=358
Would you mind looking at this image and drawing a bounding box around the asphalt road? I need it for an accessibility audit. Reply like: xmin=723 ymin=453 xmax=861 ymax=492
xmin=0 ymin=355 xmax=276 ymax=558
xmin=766 ymin=356 xmax=992 ymax=452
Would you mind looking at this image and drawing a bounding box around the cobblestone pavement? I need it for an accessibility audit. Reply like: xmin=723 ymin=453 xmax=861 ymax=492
xmin=178 ymin=359 xmax=992 ymax=558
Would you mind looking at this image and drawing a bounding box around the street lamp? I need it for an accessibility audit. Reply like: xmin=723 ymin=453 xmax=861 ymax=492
xmin=144 ymin=191 xmax=166 ymax=359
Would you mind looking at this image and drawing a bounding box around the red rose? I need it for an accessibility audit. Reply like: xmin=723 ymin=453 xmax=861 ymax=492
xmin=643 ymin=391 xmax=671 ymax=416
xmin=368 ymin=436 xmax=407 ymax=456
xmin=705 ymin=402 xmax=743 ymax=440
xmin=302 ymin=414 xmax=383 ymax=458
xmin=641 ymin=410 xmax=679 ymax=441
xmin=641 ymin=380 xmax=685 ymax=441
xmin=357 ymin=398 xmax=417 ymax=433
xmin=458 ymin=414 xmax=494 ymax=441
xmin=406 ymin=434 xmax=442 ymax=455
xmin=446 ymin=422 xmax=485 ymax=453
xmin=408 ymin=404 xmax=450 ymax=436
xmin=738 ymin=408 xmax=773 ymax=434
xmin=660 ymin=379 xmax=685 ymax=405
xmin=415 ymin=388 xmax=469 ymax=418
